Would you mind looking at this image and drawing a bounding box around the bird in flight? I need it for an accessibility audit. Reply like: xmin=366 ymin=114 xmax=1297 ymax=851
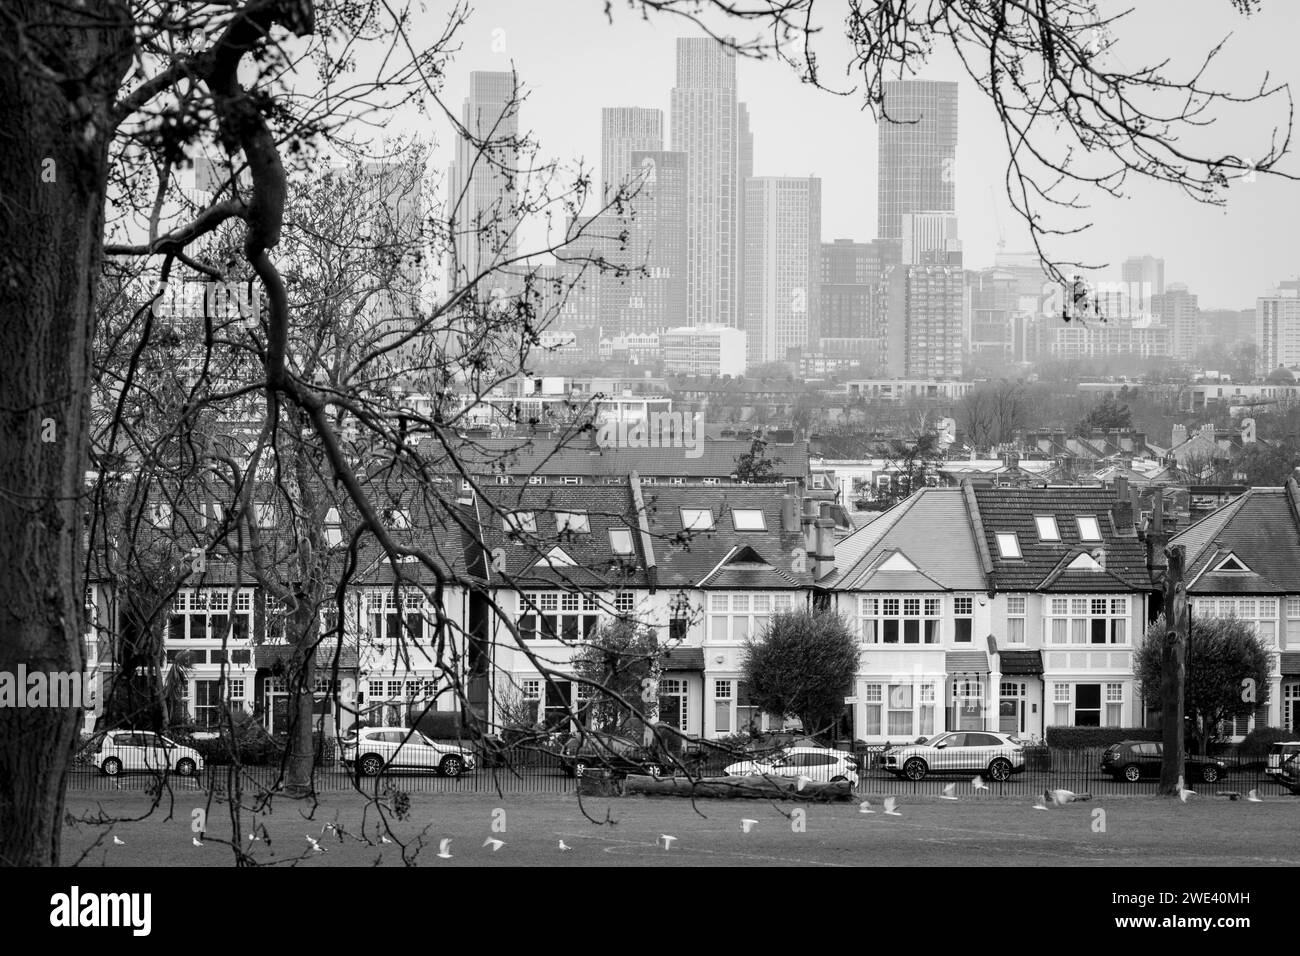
xmin=741 ymin=819 xmax=757 ymax=833
xmin=660 ymin=834 xmax=677 ymax=850
xmin=859 ymin=800 xmax=875 ymax=814
xmin=940 ymin=783 xmax=958 ymax=800
xmin=437 ymin=838 xmax=453 ymax=859
xmin=883 ymin=797 xmax=901 ymax=816
xmin=483 ymin=837 xmax=505 ymax=851
xmin=1246 ymin=789 xmax=1263 ymax=803
xmin=972 ymin=775 xmax=989 ymax=791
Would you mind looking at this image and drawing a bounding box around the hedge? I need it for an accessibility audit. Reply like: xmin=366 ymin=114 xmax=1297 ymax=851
xmin=1045 ymin=726 xmax=1162 ymax=749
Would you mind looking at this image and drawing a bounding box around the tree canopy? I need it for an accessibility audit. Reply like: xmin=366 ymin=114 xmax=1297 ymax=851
xmin=742 ymin=607 xmax=858 ymax=738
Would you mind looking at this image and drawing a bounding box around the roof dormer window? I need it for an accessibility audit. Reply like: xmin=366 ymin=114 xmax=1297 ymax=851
xmin=1034 ymin=515 xmax=1060 ymax=541
xmin=996 ymin=533 xmax=1021 ymax=558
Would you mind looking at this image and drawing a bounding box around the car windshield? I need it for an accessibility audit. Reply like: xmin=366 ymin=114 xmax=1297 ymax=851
xmin=925 ymin=733 xmax=955 ymax=748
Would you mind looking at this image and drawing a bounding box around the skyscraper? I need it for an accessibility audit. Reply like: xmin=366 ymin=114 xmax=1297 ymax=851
xmin=877 ymin=80 xmax=958 ymax=240
xmin=1256 ymin=283 xmax=1300 ymax=374
xmin=447 ymin=71 xmax=521 ymax=294
xmin=742 ymin=176 xmax=821 ymax=365
xmin=671 ymin=37 xmax=739 ymax=327
xmin=601 ymin=107 xmax=663 ymax=203
xmin=1121 ymin=255 xmax=1165 ymax=312
xmin=627 ymin=150 xmax=688 ymax=334
xmin=1151 ymin=283 xmax=1198 ymax=361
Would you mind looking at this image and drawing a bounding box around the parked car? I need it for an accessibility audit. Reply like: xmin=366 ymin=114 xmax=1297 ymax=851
xmin=1265 ymin=741 xmax=1300 ymax=778
xmin=341 ymin=727 xmax=477 ymax=777
xmin=724 ymin=746 xmax=860 ymax=786
xmin=1100 ymin=741 xmax=1228 ymax=783
xmin=94 ymin=730 xmax=204 ymax=777
xmin=881 ymin=731 xmax=1025 ymax=781
xmin=559 ymin=732 xmax=669 ymax=778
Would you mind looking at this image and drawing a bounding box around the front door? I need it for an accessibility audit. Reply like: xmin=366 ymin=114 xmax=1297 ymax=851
xmin=1000 ymin=681 xmax=1026 ymax=734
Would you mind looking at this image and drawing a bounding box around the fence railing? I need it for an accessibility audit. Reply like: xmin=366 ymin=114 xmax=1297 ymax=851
xmin=66 ymin=746 xmax=1292 ymax=798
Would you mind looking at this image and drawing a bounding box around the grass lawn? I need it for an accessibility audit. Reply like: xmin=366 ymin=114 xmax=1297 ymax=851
xmin=60 ymin=785 xmax=1300 ymax=867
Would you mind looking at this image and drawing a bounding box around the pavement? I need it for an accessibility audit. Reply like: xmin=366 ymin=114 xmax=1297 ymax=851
xmin=60 ymin=787 xmax=1300 ymax=867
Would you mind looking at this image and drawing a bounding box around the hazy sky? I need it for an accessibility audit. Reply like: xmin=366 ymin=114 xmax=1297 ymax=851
xmin=412 ymin=0 xmax=1300 ymax=308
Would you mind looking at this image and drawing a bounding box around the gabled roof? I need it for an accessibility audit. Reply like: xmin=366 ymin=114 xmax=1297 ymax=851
xmin=1172 ymin=482 xmax=1300 ymax=595
xmin=642 ymin=484 xmax=812 ymax=589
xmin=827 ymin=487 xmax=987 ymax=592
xmin=971 ymin=486 xmax=1150 ymax=592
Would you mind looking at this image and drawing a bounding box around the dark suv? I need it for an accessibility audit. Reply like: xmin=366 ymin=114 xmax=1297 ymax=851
xmin=1100 ymin=740 xmax=1228 ymax=783
xmin=559 ymin=732 xmax=670 ymax=778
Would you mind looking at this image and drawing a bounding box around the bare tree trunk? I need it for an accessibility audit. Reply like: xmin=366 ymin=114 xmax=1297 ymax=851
xmin=0 ymin=3 xmax=130 ymax=865
xmin=1159 ymin=545 xmax=1188 ymax=794
xmin=285 ymin=629 xmax=317 ymax=798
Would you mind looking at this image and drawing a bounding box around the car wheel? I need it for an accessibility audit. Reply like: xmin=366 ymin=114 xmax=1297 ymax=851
xmin=440 ymin=755 xmax=465 ymax=777
xmin=830 ymin=775 xmax=848 ymax=784
xmin=1123 ymin=764 xmax=1141 ymax=783
xmin=175 ymin=758 xmax=196 ymax=777
xmin=574 ymin=760 xmax=589 ymax=778
xmin=903 ymin=758 xmax=928 ymax=781
xmin=101 ymin=757 xmax=122 ymax=777
xmin=988 ymin=758 xmax=1012 ymax=782
xmin=358 ymin=754 xmax=384 ymax=777
xmin=1200 ymin=765 xmax=1220 ymax=784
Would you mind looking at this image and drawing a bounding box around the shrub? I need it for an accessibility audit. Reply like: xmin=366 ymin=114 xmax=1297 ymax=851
xmin=1045 ymin=726 xmax=1162 ymax=749
xmin=1238 ymin=725 xmax=1298 ymax=756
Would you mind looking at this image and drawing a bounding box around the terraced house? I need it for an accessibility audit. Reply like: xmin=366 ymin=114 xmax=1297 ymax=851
xmin=1168 ymin=479 xmax=1300 ymax=736
xmin=825 ymin=484 xmax=1152 ymax=743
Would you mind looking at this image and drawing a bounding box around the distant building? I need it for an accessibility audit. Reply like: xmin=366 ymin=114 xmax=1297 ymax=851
xmin=1120 ymin=255 xmax=1165 ymax=312
xmin=1151 ymin=283 xmax=1198 ymax=361
xmin=1025 ymin=316 xmax=1172 ymax=361
xmin=883 ymin=264 xmax=964 ymax=379
xmin=877 ymin=80 xmax=958 ymax=240
xmin=900 ymin=212 xmax=961 ymax=266
xmin=672 ymin=38 xmax=740 ymax=327
xmin=818 ymin=238 xmax=898 ymax=361
xmin=1196 ymin=307 xmax=1255 ymax=352
xmin=968 ymin=268 xmax=1027 ymax=360
xmin=741 ymin=176 xmax=821 ymax=365
xmin=661 ymin=325 xmax=747 ymax=377
xmin=1256 ymin=283 xmax=1300 ymax=375
xmin=600 ymin=107 xmax=663 ymax=202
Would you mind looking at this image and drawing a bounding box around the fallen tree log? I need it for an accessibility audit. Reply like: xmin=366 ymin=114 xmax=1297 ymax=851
xmin=622 ymin=774 xmax=853 ymax=802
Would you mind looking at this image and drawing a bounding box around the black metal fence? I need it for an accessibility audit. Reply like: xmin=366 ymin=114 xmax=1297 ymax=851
xmin=66 ymin=746 xmax=1294 ymax=798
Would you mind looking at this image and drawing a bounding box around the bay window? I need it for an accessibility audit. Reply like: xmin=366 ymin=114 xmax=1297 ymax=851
xmin=1192 ymin=597 xmax=1278 ymax=646
xmin=1045 ymin=596 xmax=1129 ymax=645
xmin=519 ymin=591 xmax=600 ymax=642
xmin=367 ymin=588 xmax=426 ymax=643
xmin=709 ymin=592 xmax=794 ymax=642
xmin=859 ymin=595 xmax=941 ymax=644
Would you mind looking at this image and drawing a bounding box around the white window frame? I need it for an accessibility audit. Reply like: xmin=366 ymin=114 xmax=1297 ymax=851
xmin=609 ymin=527 xmax=635 ymax=555
xmin=709 ymin=592 xmax=793 ymax=642
xmin=1193 ymin=597 xmax=1279 ymax=646
xmin=556 ymin=511 xmax=591 ymax=534
xmin=1044 ymin=595 xmax=1130 ymax=645
xmin=1034 ymin=515 xmax=1060 ymax=541
xmin=1006 ymin=595 xmax=1026 ymax=644
xmin=731 ymin=509 xmax=767 ymax=531
xmin=680 ymin=508 xmax=715 ymax=531
xmin=996 ymin=533 xmax=1021 ymax=558
xmin=1077 ymin=515 xmax=1102 ymax=541
xmin=858 ymin=594 xmax=941 ymax=645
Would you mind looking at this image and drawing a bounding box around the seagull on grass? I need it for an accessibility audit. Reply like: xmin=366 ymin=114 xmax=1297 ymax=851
xmin=883 ymin=797 xmax=901 ymax=817
xmin=972 ymin=776 xmax=989 ymax=791
xmin=741 ymin=819 xmax=757 ymax=833
xmin=558 ymin=840 xmax=571 ymax=852
xmin=939 ymin=783 xmax=958 ymax=801
xmin=1176 ymin=776 xmax=1196 ymax=803
xmin=1247 ymin=789 xmax=1263 ymax=803
xmin=859 ymin=800 xmax=875 ymax=814
xmin=192 ymin=837 xmax=204 ymax=847
xmin=112 ymin=836 xmax=125 ymax=846
xmin=437 ymin=838 xmax=453 ymax=859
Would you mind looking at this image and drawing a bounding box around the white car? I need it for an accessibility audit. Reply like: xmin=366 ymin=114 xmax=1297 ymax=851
xmin=342 ymin=727 xmax=477 ymax=777
xmin=95 ymin=730 xmax=204 ymax=776
xmin=881 ymin=730 xmax=1025 ymax=782
xmin=724 ymin=746 xmax=860 ymax=786
xmin=1265 ymin=741 xmax=1300 ymax=777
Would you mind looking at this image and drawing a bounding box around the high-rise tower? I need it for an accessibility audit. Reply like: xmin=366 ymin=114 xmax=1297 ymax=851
xmin=877 ymin=80 xmax=958 ymax=241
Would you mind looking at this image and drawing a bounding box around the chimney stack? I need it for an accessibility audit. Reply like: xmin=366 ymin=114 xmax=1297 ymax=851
xmin=781 ymin=494 xmax=799 ymax=533
xmin=1114 ymin=475 xmax=1129 ymax=504
xmin=813 ymin=515 xmax=836 ymax=580
xmin=802 ymin=497 xmax=819 ymax=554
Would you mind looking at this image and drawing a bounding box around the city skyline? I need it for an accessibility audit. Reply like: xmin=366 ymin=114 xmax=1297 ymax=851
xmin=426 ymin=1 xmax=1300 ymax=310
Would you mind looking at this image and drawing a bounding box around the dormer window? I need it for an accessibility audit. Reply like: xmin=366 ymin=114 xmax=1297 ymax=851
xmin=1077 ymin=516 xmax=1102 ymax=541
xmin=504 ymin=511 xmax=536 ymax=535
xmin=1034 ymin=516 xmax=1060 ymax=541
xmin=324 ymin=507 xmax=343 ymax=548
xmin=680 ymin=508 xmax=715 ymax=532
xmin=731 ymin=509 xmax=766 ymax=531
xmin=556 ymin=511 xmax=590 ymax=534
xmin=996 ymin=533 xmax=1021 ymax=558
xmin=609 ymin=527 xmax=635 ymax=555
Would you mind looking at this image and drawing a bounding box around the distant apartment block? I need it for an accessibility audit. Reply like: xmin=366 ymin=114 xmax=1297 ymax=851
xmin=1121 ymin=255 xmax=1165 ymax=311
xmin=1026 ymin=317 xmax=1173 ymax=361
xmin=1256 ymin=282 xmax=1300 ymax=375
xmin=742 ymin=176 xmax=821 ymax=365
xmin=672 ymin=38 xmax=740 ymax=327
xmin=662 ymin=324 xmax=747 ymax=377
xmin=1151 ymin=283 xmax=1198 ymax=361
xmin=900 ymin=212 xmax=960 ymax=266
xmin=601 ymin=107 xmax=663 ymax=202
xmin=877 ymin=80 xmax=958 ymax=240
xmin=818 ymin=238 xmax=898 ymax=359
xmin=883 ymin=264 xmax=964 ymax=379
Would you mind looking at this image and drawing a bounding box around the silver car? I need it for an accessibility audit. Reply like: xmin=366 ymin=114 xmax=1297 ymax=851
xmin=881 ymin=731 xmax=1025 ymax=782
xmin=342 ymin=727 xmax=477 ymax=777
